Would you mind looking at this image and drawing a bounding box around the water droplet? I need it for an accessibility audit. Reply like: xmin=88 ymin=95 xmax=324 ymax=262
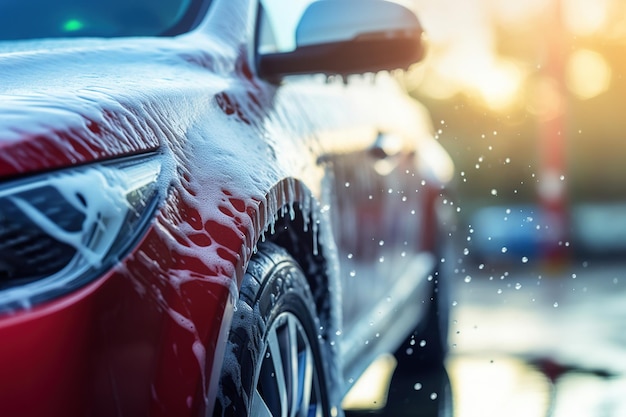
xmin=349 ymin=270 xmax=356 ymax=277
xmin=452 ymin=301 xmax=458 ymax=307
xmin=515 ymin=283 xmax=522 ymax=290
xmin=501 ymin=247 xmax=508 ymax=253
xmin=419 ymin=340 xmax=426 ymax=347
xmin=553 ymin=302 xmax=559 ymax=308
xmin=491 ymin=189 xmax=498 ymax=196
xmin=414 ymin=383 xmax=422 ymax=391
xmin=336 ymin=330 xmax=342 ymax=336
xmin=430 ymin=392 xmax=438 ymax=400
xmin=464 ymin=275 xmax=472 ymax=283
xmin=379 ymin=240 xmax=385 ymax=246
xmin=345 ymin=182 xmax=350 ymax=188
xmin=522 ymin=256 xmax=529 ymax=263
xmin=378 ymin=256 xmax=385 ymax=263
xmin=347 ymin=253 xmax=353 ymax=259
xmin=497 ymin=289 xmax=503 ymax=294
xmin=463 ymin=248 xmax=470 ymax=256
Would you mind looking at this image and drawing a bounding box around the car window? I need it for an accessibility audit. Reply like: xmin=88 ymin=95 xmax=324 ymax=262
xmin=0 ymin=0 xmax=208 ymax=40
xmin=258 ymin=0 xmax=313 ymax=54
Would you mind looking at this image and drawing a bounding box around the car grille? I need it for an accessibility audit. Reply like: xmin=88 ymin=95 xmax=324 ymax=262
xmin=0 ymin=186 xmax=83 ymax=288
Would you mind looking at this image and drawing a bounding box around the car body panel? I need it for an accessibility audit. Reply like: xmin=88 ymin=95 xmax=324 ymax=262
xmin=0 ymin=0 xmax=454 ymax=415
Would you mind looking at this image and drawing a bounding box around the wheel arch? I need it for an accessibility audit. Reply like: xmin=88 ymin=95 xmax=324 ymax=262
xmin=209 ymin=177 xmax=342 ymax=415
xmin=265 ymin=201 xmax=334 ymax=337
xmin=256 ymin=178 xmax=339 ymax=348
xmin=247 ymin=177 xmax=343 ymax=410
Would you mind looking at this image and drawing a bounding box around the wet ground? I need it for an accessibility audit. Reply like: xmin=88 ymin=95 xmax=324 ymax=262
xmin=345 ymin=259 xmax=626 ymax=416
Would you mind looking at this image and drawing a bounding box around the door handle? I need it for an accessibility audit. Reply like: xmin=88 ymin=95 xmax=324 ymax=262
xmin=369 ymin=132 xmax=403 ymax=159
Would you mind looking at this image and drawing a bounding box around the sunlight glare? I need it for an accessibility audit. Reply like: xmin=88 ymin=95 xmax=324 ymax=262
xmin=563 ymin=0 xmax=610 ymax=36
xmin=449 ymin=356 xmax=551 ymax=417
xmin=474 ymin=59 xmax=524 ymax=111
xmin=342 ymin=354 xmax=397 ymax=411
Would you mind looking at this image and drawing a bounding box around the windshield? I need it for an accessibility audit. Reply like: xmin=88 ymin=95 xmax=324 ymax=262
xmin=0 ymin=0 xmax=207 ymax=40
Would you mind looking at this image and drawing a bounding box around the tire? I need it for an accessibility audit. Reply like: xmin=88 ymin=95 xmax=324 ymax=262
xmin=214 ymin=242 xmax=331 ymax=417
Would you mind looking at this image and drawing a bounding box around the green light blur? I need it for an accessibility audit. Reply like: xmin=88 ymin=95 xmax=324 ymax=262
xmin=62 ymin=19 xmax=84 ymax=32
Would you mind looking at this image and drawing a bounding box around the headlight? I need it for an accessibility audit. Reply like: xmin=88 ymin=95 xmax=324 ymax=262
xmin=0 ymin=155 xmax=161 ymax=312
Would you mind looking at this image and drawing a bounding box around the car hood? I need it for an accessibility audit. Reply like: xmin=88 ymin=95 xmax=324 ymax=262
xmin=0 ymin=34 xmax=236 ymax=179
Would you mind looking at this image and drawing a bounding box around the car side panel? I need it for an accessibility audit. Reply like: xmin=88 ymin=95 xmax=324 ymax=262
xmin=0 ymin=1 xmax=453 ymax=415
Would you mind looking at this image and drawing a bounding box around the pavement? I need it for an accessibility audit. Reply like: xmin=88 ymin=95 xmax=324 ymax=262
xmin=346 ymin=259 xmax=626 ymax=417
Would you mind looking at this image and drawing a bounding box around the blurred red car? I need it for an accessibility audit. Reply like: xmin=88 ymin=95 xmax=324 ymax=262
xmin=0 ymin=0 xmax=455 ymax=416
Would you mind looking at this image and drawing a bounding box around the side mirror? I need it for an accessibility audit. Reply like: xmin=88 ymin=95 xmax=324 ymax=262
xmin=258 ymin=0 xmax=426 ymax=78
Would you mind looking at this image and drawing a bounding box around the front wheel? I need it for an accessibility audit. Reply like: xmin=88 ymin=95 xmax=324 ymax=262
xmin=214 ymin=243 xmax=331 ymax=417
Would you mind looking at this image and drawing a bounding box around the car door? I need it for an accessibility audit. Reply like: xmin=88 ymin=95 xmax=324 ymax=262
xmin=257 ymin=0 xmax=440 ymax=378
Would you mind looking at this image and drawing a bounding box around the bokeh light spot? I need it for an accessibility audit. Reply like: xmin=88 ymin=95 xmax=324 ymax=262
xmin=566 ymin=49 xmax=612 ymax=100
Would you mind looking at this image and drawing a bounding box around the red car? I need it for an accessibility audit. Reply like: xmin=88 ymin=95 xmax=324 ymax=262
xmin=0 ymin=0 xmax=455 ymax=416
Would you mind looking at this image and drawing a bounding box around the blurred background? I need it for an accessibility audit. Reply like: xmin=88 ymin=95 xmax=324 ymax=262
xmin=406 ymin=0 xmax=626 ymax=260
xmin=346 ymin=0 xmax=626 ymax=415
